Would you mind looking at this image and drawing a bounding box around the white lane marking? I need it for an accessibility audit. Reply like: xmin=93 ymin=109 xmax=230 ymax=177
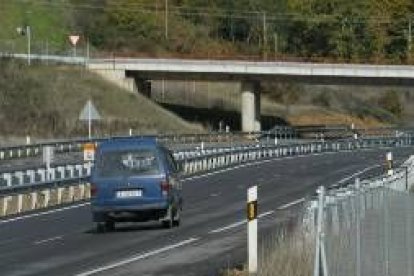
xmin=34 ymin=235 xmax=63 ymax=245
xmin=258 ymin=210 xmax=275 ymax=218
xmin=76 ymin=237 xmax=199 ymax=276
xmin=277 ymin=198 xmax=305 ymax=210
xmin=0 ymin=202 xmax=90 ymax=225
xmin=334 ymin=164 xmax=381 ymax=186
xmin=209 ymin=210 xmax=275 ymax=234
xmin=209 ymin=220 xmax=246 ymax=234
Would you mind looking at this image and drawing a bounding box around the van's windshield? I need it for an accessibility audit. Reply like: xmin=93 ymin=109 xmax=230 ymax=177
xmin=96 ymin=149 xmax=160 ymax=177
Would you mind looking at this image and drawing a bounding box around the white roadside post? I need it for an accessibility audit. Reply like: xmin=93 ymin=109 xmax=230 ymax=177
xmin=43 ymin=146 xmax=54 ymax=181
xmin=386 ymin=152 xmax=394 ymax=176
xmin=247 ymin=185 xmax=258 ymax=274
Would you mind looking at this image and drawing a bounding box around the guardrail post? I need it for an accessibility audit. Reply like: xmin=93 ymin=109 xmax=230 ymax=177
xmin=17 ymin=194 xmax=23 ymax=213
xmin=2 ymin=196 xmax=11 ymax=216
xmin=37 ymin=169 xmax=46 ymax=182
xmin=3 ymin=173 xmax=12 ymax=187
xmin=79 ymin=183 xmax=86 ymax=199
xmin=43 ymin=189 xmax=50 ymax=208
xmin=15 ymin=171 xmax=24 ymax=186
xmin=31 ymin=191 xmax=37 ymax=210
xmin=69 ymin=186 xmax=75 ymax=202
xmin=67 ymin=165 xmax=74 ymax=178
xmin=57 ymin=167 xmax=66 ymax=179
xmin=27 ymin=170 xmax=35 ymax=184
xmin=57 ymin=187 xmax=64 ymax=204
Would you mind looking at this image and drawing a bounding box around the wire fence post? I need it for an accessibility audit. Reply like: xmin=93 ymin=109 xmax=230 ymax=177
xmin=355 ymin=178 xmax=362 ymax=276
xmin=406 ymin=190 xmax=412 ymax=276
xmin=383 ymin=186 xmax=390 ymax=276
xmin=313 ymin=185 xmax=328 ymax=276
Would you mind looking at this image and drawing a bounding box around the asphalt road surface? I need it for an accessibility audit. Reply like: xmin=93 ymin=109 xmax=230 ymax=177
xmin=0 ymin=146 xmax=413 ymax=276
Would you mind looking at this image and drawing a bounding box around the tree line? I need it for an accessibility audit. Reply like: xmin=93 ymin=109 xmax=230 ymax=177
xmin=48 ymin=0 xmax=414 ymax=62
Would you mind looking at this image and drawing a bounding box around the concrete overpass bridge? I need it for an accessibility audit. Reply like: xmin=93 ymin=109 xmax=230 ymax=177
xmin=87 ymin=58 xmax=414 ymax=132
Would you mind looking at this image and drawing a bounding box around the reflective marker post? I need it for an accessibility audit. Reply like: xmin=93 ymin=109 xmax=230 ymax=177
xmin=247 ymin=185 xmax=258 ymax=274
xmin=386 ymin=152 xmax=394 ymax=176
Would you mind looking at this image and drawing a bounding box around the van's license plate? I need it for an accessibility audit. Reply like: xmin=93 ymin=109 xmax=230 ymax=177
xmin=116 ymin=190 xmax=142 ymax=198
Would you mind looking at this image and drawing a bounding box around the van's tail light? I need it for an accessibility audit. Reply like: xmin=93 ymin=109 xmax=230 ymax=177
xmin=90 ymin=184 xmax=98 ymax=197
xmin=161 ymin=180 xmax=171 ymax=196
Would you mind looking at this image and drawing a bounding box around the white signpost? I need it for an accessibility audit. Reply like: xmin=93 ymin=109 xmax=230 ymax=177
xmin=79 ymin=100 xmax=101 ymax=139
xmin=247 ymin=185 xmax=258 ymax=274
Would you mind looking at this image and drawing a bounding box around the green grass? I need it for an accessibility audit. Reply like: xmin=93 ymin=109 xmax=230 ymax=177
xmin=0 ymin=1 xmax=71 ymax=54
xmin=0 ymin=58 xmax=202 ymax=138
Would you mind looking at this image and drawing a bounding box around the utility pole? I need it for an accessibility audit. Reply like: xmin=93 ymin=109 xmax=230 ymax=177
xmin=16 ymin=25 xmax=31 ymax=65
xmin=274 ymin=33 xmax=278 ymax=56
xmin=165 ymin=0 xmax=169 ymax=40
xmin=262 ymin=12 xmax=267 ymax=60
xmin=27 ymin=26 xmax=31 ymax=65
xmin=408 ymin=18 xmax=412 ymax=58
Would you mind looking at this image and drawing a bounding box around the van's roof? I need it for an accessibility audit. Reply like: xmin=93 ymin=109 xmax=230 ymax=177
xmin=98 ymin=137 xmax=158 ymax=151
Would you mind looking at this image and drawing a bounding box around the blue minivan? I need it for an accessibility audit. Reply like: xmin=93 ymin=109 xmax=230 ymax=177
xmin=90 ymin=138 xmax=182 ymax=232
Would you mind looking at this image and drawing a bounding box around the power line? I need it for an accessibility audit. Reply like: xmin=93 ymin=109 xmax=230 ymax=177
xmin=5 ymin=0 xmax=414 ymax=24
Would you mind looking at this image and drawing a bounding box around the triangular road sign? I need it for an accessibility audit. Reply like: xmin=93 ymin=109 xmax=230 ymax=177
xmin=79 ymin=100 xmax=101 ymax=121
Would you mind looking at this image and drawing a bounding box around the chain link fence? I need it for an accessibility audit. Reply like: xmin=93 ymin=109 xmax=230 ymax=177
xmin=308 ymin=155 xmax=414 ymax=276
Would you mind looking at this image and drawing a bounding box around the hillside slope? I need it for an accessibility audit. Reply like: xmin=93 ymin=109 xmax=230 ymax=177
xmin=0 ymin=58 xmax=202 ymax=138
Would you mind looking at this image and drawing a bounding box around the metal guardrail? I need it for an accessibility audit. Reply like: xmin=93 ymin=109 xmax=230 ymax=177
xmin=0 ymin=131 xmax=296 ymax=161
xmin=1 ymin=135 xmax=413 ymax=194
xmin=1 ymin=128 xmax=412 ymax=161
xmin=178 ymin=136 xmax=414 ymax=176
xmin=0 ymin=163 xmax=92 ymax=189
xmin=0 ymin=135 xmax=412 ymax=218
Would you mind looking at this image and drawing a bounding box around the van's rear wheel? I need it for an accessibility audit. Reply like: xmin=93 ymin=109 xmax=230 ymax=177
xmin=173 ymin=208 xmax=180 ymax=227
xmin=96 ymin=222 xmax=106 ymax=233
xmin=105 ymin=221 xmax=115 ymax=231
xmin=162 ymin=206 xmax=173 ymax=229
xmin=96 ymin=221 xmax=115 ymax=233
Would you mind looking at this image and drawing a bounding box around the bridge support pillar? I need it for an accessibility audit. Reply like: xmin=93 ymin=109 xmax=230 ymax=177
xmin=241 ymin=81 xmax=261 ymax=132
xmin=91 ymin=69 xmax=137 ymax=93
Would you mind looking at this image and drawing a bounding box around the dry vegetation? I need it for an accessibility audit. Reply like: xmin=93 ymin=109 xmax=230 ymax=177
xmin=224 ymin=226 xmax=314 ymax=276
xmin=0 ymin=58 xmax=202 ymax=138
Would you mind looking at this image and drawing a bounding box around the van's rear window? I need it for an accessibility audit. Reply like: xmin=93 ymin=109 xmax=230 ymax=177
xmin=96 ymin=149 xmax=160 ymax=177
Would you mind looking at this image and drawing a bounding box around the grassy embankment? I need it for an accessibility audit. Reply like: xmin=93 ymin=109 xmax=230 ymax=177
xmin=0 ymin=58 xmax=202 ymax=140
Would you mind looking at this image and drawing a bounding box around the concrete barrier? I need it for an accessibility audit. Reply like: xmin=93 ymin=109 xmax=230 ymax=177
xmin=0 ymin=183 xmax=90 ymax=217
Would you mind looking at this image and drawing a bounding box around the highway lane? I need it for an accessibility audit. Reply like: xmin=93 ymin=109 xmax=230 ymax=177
xmin=0 ymin=147 xmax=413 ymax=276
